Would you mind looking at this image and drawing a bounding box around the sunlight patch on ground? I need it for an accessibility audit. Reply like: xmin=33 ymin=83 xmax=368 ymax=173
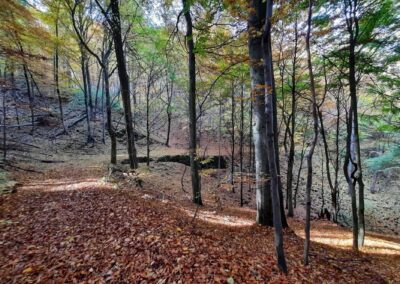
xmin=20 ymin=179 xmax=113 ymax=192
xmin=295 ymin=227 xmax=400 ymax=255
xmin=181 ymin=208 xmax=254 ymax=227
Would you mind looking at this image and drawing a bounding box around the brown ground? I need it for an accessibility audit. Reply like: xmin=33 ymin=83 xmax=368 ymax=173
xmin=1 ymin=155 xmax=400 ymax=283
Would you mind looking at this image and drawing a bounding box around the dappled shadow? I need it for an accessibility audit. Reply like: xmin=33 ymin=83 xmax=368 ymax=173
xmin=292 ymin=222 xmax=400 ymax=256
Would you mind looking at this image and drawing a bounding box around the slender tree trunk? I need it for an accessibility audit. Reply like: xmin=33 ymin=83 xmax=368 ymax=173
xmin=183 ymin=0 xmax=202 ymax=205
xmin=10 ymin=71 xmax=20 ymax=130
xmin=80 ymin=49 xmax=93 ymax=143
xmin=294 ymin=121 xmax=308 ymax=208
xmin=165 ymin=78 xmax=173 ymax=147
xmin=286 ymin=18 xmax=298 ymax=218
xmin=146 ymin=73 xmax=151 ymax=167
xmin=240 ymin=82 xmax=244 ymax=207
xmin=54 ymin=14 xmax=67 ymax=133
xmin=22 ymin=65 xmax=34 ymax=133
xmin=263 ymin=0 xmax=288 ymax=273
xmin=231 ymin=81 xmax=235 ymax=193
xmin=344 ymin=0 xmax=364 ymax=248
xmin=85 ymin=58 xmax=93 ymax=117
xmin=248 ymin=98 xmax=253 ymax=192
xmin=110 ymin=0 xmax=138 ymax=169
xmin=103 ymin=58 xmax=116 ymax=164
xmin=304 ymin=0 xmax=319 ymax=266
xmin=248 ymin=0 xmax=273 ymax=226
xmin=2 ymin=71 xmax=6 ymax=160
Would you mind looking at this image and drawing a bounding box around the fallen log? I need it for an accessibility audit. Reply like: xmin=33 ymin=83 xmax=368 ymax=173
xmin=53 ymin=115 xmax=87 ymax=137
xmin=121 ymin=155 xmax=227 ymax=169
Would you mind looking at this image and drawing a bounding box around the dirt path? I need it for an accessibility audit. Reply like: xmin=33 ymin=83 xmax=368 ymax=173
xmin=1 ymin=163 xmax=400 ymax=283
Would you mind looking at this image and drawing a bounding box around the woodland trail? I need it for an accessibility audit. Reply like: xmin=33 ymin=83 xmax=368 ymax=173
xmin=1 ymin=163 xmax=400 ymax=283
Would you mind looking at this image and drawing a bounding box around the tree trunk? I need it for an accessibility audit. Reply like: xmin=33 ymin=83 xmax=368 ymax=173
xmin=146 ymin=72 xmax=151 ymax=166
xmin=240 ymin=82 xmax=244 ymax=207
xmin=103 ymin=57 xmax=117 ymax=164
xmin=54 ymin=14 xmax=67 ymax=134
xmin=110 ymin=0 xmax=138 ymax=169
xmin=263 ymin=0 xmax=288 ymax=273
xmin=22 ymin=65 xmax=34 ymax=134
xmin=165 ymin=78 xmax=173 ymax=147
xmin=304 ymin=0 xmax=319 ymax=266
xmin=85 ymin=58 xmax=93 ymax=117
xmin=286 ymin=18 xmax=298 ymax=218
xmin=231 ymin=81 xmax=235 ymax=193
xmin=183 ymin=0 xmax=202 ymax=205
xmin=80 ymin=49 xmax=94 ymax=143
xmin=248 ymin=0 xmax=273 ymax=226
xmin=344 ymin=0 xmax=365 ymax=249
xmin=2 ymin=70 xmax=7 ymax=160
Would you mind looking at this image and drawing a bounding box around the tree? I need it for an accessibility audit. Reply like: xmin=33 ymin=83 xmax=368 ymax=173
xmin=182 ymin=0 xmax=202 ymax=205
xmin=94 ymin=0 xmax=138 ymax=169
xmin=303 ymin=0 xmax=319 ymax=265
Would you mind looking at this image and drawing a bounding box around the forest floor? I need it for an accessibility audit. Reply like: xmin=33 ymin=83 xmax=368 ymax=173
xmin=1 ymin=152 xmax=400 ymax=283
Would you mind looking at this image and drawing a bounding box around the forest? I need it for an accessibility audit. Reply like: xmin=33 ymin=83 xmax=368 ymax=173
xmin=0 ymin=0 xmax=399 ymax=282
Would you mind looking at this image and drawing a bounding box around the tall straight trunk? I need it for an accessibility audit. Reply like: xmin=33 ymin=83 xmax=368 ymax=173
xmin=266 ymin=5 xmax=288 ymax=229
xmin=218 ymin=100 xmax=222 ymax=182
xmin=103 ymin=58 xmax=116 ymax=164
xmin=249 ymin=98 xmax=253 ymax=174
xmin=230 ymin=82 xmax=235 ymax=192
xmin=332 ymin=95 xmax=341 ymax=221
xmin=304 ymin=0 xmax=319 ymax=266
xmin=146 ymin=74 xmax=151 ymax=166
xmin=248 ymin=0 xmax=273 ymax=226
xmin=22 ymin=65 xmax=34 ymax=133
xmin=80 ymin=49 xmax=93 ymax=143
xmin=10 ymin=71 xmax=20 ymax=130
xmin=263 ymin=0 xmax=287 ymax=273
xmin=182 ymin=0 xmax=202 ymax=205
xmin=318 ymin=109 xmax=337 ymax=217
xmin=85 ymin=58 xmax=93 ymax=117
xmin=240 ymin=83 xmax=244 ymax=207
xmin=101 ymin=66 xmax=106 ymax=144
xmin=2 ymin=68 xmax=6 ymax=160
xmin=294 ymin=120 xmax=308 ymax=207
xmin=54 ymin=15 xmax=67 ymax=133
xmin=110 ymin=0 xmax=137 ymax=169
xmin=286 ymin=18 xmax=298 ymax=218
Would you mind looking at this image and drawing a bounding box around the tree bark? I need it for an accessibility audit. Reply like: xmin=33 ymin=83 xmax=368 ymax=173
xmin=240 ymin=82 xmax=244 ymax=207
xmin=109 ymin=0 xmax=138 ymax=169
xmin=54 ymin=9 xmax=67 ymax=134
xmin=263 ymin=0 xmax=288 ymax=273
xmin=286 ymin=18 xmax=298 ymax=218
xmin=304 ymin=0 xmax=319 ymax=266
xmin=231 ymin=81 xmax=235 ymax=193
xmin=182 ymin=0 xmax=202 ymax=205
xmin=248 ymin=0 xmax=273 ymax=226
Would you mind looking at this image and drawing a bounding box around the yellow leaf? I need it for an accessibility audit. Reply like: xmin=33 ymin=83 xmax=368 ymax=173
xmin=23 ymin=267 xmax=33 ymax=274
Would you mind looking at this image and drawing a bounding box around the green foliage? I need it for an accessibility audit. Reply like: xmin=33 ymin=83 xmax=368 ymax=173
xmin=366 ymin=145 xmax=400 ymax=171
